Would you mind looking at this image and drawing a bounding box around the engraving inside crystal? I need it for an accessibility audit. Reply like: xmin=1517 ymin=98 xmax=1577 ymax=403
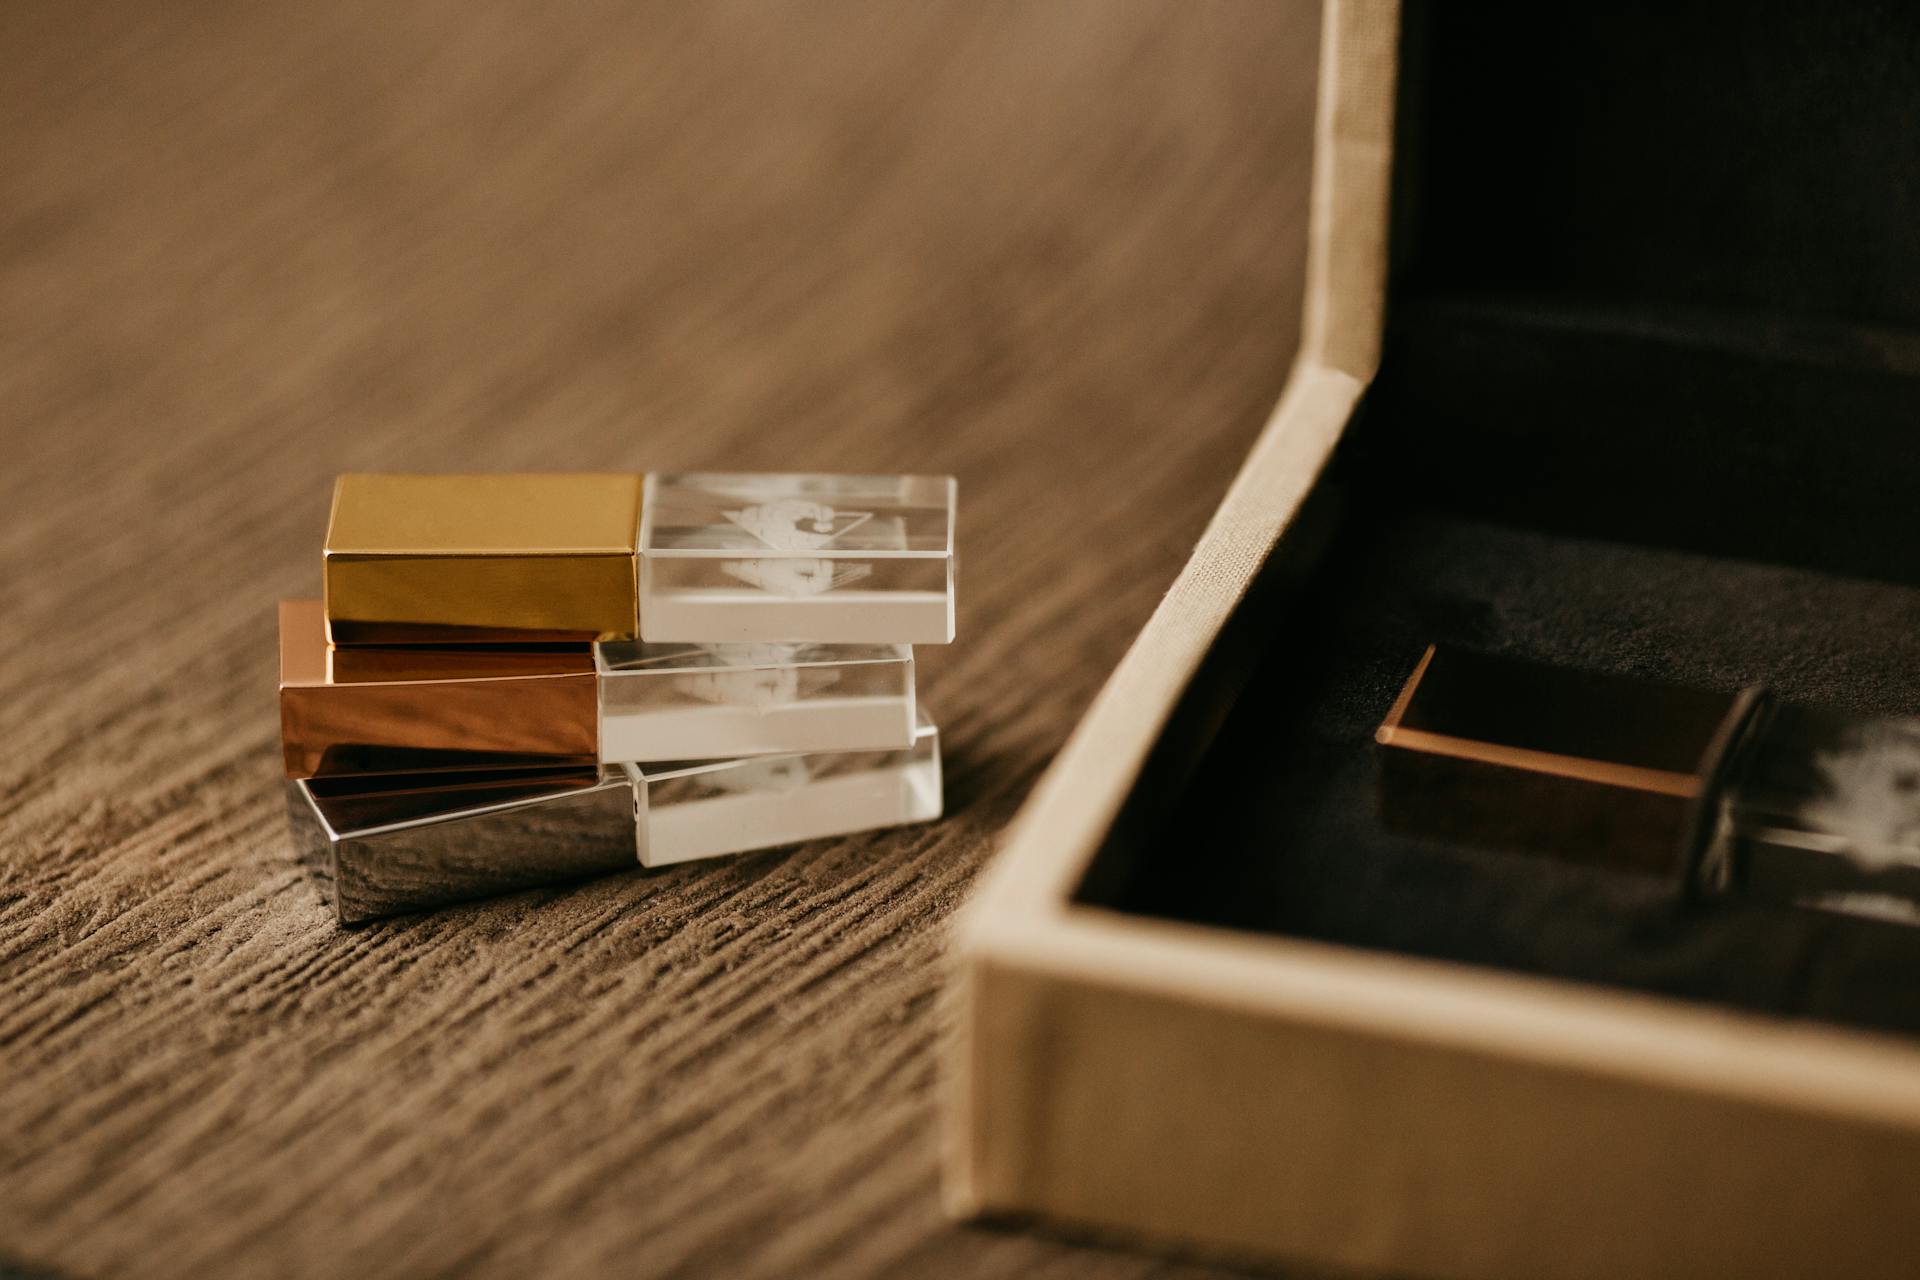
xmin=708 ymin=755 xmax=815 ymax=794
xmin=680 ymin=643 xmax=838 ymax=708
xmin=720 ymin=558 xmax=873 ymax=597
xmin=723 ymin=500 xmax=873 ymax=550
xmin=719 ymin=500 xmax=877 ymax=598
xmin=1798 ymin=719 xmax=1920 ymax=872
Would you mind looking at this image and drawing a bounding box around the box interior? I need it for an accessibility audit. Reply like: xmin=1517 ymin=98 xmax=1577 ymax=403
xmin=1076 ymin=1 xmax=1920 ymax=1037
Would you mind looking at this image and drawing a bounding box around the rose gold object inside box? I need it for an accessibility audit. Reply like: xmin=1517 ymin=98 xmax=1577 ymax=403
xmin=1375 ymin=644 xmax=1739 ymax=876
xmin=945 ymin=2 xmax=1920 ymax=1277
xmin=278 ymin=600 xmax=598 ymax=778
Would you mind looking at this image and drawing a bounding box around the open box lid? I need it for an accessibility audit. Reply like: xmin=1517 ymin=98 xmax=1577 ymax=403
xmin=949 ymin=2 xmax=1920 ymax=1273
xmin=1366 ymin=3 xmax=1920 ymax=584
xmin=955 ymin=0 xmax=1397 ymax=953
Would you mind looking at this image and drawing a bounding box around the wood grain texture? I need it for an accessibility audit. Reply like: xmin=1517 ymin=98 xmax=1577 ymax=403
xmin=0 ymin=3 xmax=1317 ymax=1277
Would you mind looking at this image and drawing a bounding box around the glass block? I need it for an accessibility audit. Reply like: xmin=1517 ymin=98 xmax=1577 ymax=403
xmin=626 ymin=712 xmax=942 ymax=867
xmin=595 ymin=640 xmax=916 ymax=763
xmin=1695 ymin=700 xmax=1920 ymax=925
xmin=638 ymin=472 xmax=956 ymax=644
xmin=286 ymin=766 xmax=638 ymax=925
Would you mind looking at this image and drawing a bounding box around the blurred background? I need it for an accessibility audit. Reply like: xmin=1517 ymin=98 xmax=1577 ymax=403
xmin=0 ymin=2 xmax=1317 ymax=1276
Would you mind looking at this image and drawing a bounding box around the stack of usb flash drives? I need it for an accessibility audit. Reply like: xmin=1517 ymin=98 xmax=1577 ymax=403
xmin=280 ymin=472 xmax=955 ymax=924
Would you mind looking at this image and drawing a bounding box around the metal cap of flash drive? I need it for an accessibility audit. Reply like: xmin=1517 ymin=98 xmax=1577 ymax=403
xmin=324 ymin=473 xmax=645 ymax=644
xmin=1375 ymin=645 xmax=1746 ymax=876
xmin=287 ymin=766 xmax=639 ymax=926
xmin=279 ymin=600 xmax=601 ymax=779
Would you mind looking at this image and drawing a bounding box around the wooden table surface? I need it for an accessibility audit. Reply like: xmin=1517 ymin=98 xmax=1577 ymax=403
xmin=0 ymin=3 xmax=1317 ymax=1275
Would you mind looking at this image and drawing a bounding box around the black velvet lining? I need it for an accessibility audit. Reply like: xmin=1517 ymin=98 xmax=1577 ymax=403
xmin=1374 ymin=0 xmax=1920 ymax=587
xmin=1084 ymin=500 xmax=1920 ymax=1035
xmin=1391 ymin=1 xmax=1920 ymax=329
xmin=1362 ymin=296 xmax=1920 ymax=586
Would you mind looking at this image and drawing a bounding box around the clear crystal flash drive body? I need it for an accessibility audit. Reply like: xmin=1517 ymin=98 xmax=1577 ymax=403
xmin=596 ymin=640 xmax=914 ymax=763
xmin=1377 ymin=645 xmax=1920 ymax=925
xmin=637 ymin=472 xmax=956 ymax=644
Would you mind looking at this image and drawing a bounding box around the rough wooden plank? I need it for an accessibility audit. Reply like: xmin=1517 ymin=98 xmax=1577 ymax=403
xmin=0 ymin=2 xmax=1317 ymax=1275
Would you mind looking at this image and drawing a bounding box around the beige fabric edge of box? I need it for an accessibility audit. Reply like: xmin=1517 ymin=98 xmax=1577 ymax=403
xmin=943 ymin=1 xmax=1920 ymax=1276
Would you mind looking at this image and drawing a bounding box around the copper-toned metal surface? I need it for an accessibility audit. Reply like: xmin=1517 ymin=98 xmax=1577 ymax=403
xmin=278 ymin=599 xmax=599 ymax=778
xmin=324 ymin=473 xmax=643 ymax=643
xmin=1376 ymin=644 xmax=1740 ymax=873
xmin=328 ymin=641 xmax=596 ymax=683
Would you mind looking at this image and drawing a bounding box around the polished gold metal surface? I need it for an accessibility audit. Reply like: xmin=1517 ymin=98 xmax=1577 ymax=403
xmin=324 ymin=473 xmax=644 ymax=642
xmin=279 ymin=599 xmax=599 ymax=778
